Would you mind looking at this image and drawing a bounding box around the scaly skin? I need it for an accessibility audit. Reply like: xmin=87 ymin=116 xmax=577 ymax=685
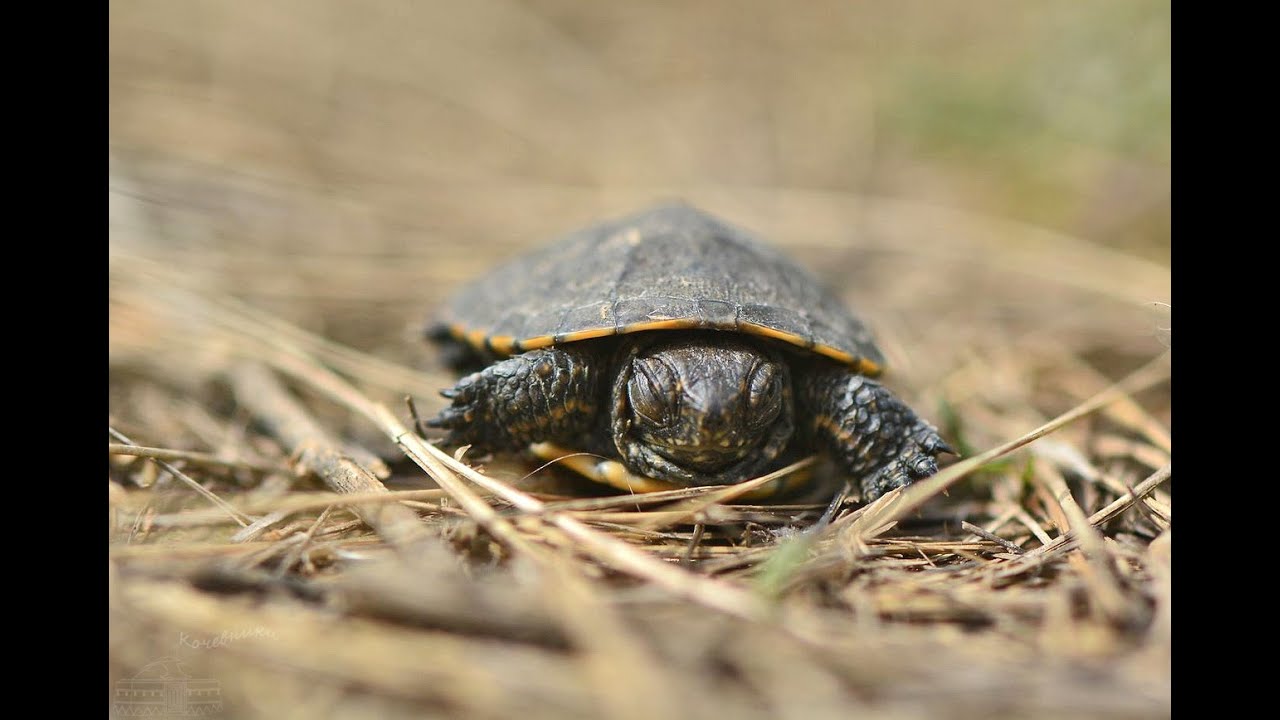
xmin=426 ymin=345 xmax=602 ymax=451
xmin=796 ymin=360 xmax=951 ymax=500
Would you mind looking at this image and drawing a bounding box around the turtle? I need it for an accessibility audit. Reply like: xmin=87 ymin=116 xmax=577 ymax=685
xmin=425 ymin=204 xmax=952 ymax=501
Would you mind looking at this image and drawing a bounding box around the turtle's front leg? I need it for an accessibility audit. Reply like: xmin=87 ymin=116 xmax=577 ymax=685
xmin=797 ymin=364 xmax=952 ymax=501
xmin=426 ymin=345 xmax=602 ymax=451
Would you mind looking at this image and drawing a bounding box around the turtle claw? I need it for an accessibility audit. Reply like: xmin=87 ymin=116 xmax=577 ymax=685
xmin=426 ymin=378 xmax=483 ymax=439
xmin=861 ymin=452 xmax=936 ymax=500
xmin=860 ymin=462 xmax=911 ymax=501
xmin=424 ymin=405 xmax=472 ymax=433
xmin=859 ymin=420 xmax=949 ymax=501
xmin=930 ymin=438 xmax=957 ymax=456
xmin=440 ymin=376 xmax=478 ymax=400
xmin=438 ymin=374 xmax=482 ymax=409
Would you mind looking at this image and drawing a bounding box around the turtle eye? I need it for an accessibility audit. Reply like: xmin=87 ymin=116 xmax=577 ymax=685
xmin=629 ymin=357 xmax=678 ymax=428
xmin=745 ymin=362 xmax=783 ymax=430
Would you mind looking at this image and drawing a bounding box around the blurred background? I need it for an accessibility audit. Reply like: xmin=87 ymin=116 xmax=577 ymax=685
xmin=110 ymin=0 xmax=1170 ymax=388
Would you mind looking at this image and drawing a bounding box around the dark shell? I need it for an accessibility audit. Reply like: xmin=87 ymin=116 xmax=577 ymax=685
xmin=438 ymin=204 xmax=886 ymax=373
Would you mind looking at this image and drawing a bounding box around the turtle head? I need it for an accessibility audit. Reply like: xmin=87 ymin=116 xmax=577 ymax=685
xmin=612 ymin=334 xmax=794 ymax=484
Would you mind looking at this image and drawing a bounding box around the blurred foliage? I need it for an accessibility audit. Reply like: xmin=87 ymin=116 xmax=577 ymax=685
xmin=878 ymin=1 xmax=1169 ymax=257
xmin=110 ymin=0 xmax=1169 ymax=261
xmin=110 ymin=1 xmax=1170 ymax=383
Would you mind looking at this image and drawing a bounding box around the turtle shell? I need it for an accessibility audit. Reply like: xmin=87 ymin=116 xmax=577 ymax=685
xmin=438 ymin=204 xmax=886 ymax=375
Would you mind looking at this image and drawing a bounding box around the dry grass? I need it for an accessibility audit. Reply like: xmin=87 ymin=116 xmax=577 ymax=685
xmin=109 ymin=3 xmax=1170 ymax=719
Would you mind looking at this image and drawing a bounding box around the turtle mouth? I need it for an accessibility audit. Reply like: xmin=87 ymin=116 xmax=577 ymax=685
xmin=657 ymin=444 xmax=751 ymax=474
